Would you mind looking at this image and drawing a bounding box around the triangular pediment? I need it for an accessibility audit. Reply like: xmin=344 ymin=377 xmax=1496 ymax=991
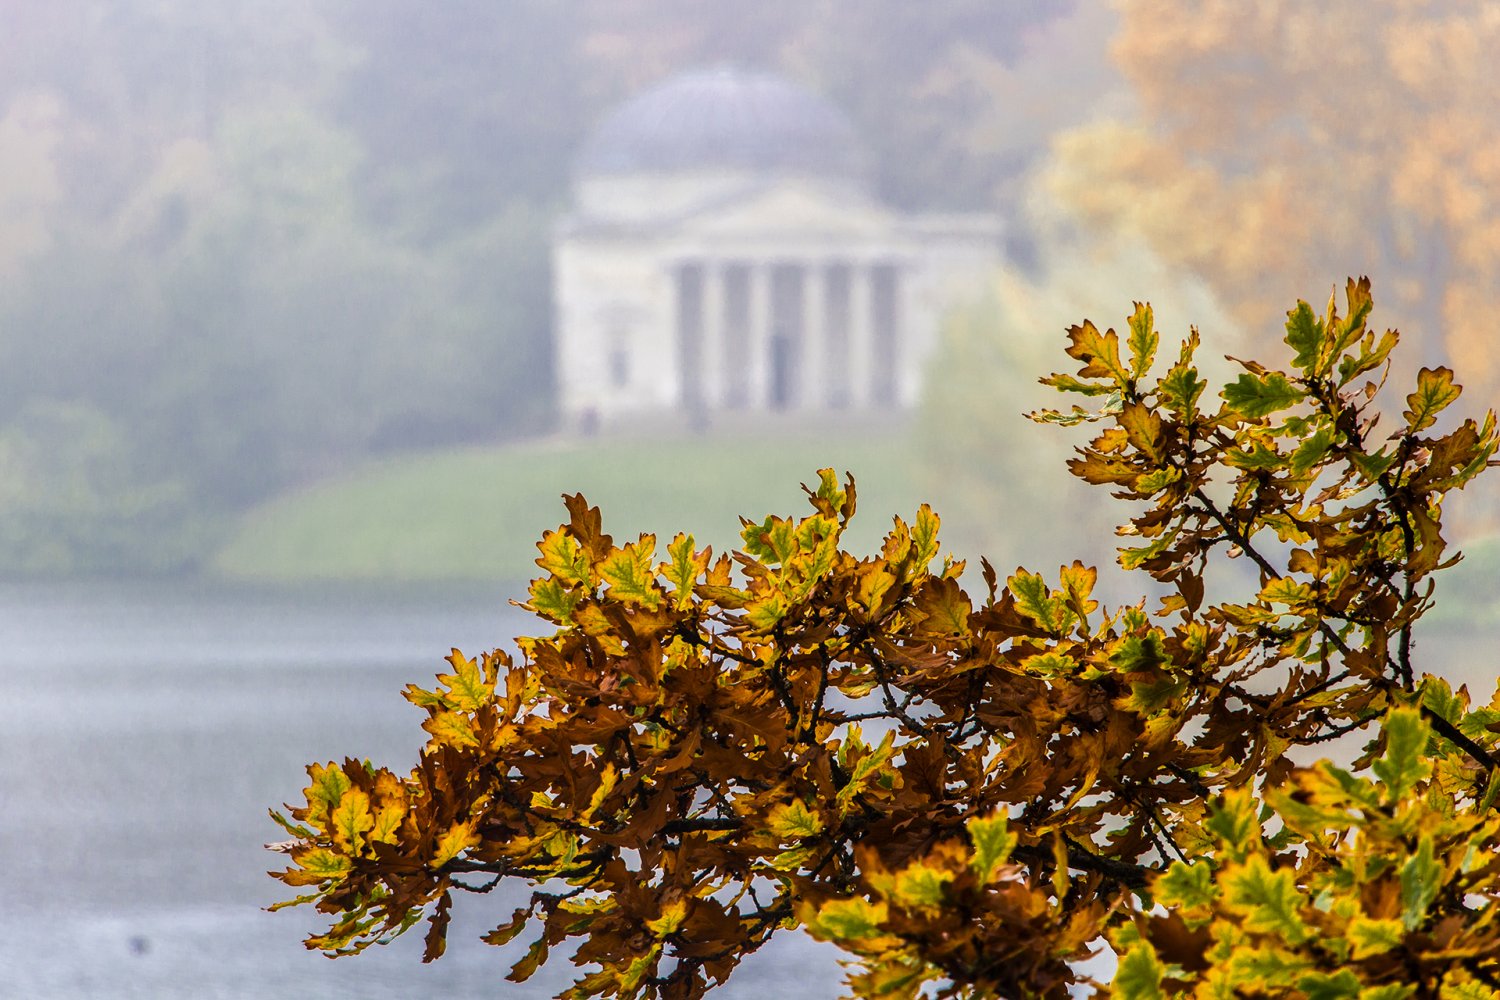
xmin=676 ymin=180 xmax=900 ymax=240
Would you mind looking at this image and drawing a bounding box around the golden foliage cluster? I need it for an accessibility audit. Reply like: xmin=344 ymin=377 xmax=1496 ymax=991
xmin=272 ymin=280 xmax=1500 ymax=998
xmin=1047 ymin=1 xmax=1500 ymax=394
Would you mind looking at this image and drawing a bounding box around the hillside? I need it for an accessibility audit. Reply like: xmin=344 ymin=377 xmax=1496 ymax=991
xmin=211 ymin=432 xmax=928 ymax=585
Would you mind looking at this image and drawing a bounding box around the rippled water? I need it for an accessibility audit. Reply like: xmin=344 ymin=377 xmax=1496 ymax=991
xmin=0 ymin=581 xmax=845 ymax=999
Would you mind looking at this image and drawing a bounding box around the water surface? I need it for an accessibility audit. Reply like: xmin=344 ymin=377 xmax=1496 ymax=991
xmin=0 ymin=580 xmax=845 ymax=999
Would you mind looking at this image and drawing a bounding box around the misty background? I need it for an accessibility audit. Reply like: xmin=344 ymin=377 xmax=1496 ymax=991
xmin=4 ymin=2 xmax=1495 ymax=585
xmin=2 ymin=2 xmax=1499 ymax=997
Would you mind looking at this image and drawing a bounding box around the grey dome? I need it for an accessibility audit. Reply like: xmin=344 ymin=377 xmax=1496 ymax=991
xmin=576 ymin=67 xmax=867 ymax=180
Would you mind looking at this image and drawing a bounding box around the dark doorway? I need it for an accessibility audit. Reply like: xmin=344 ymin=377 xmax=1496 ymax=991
xmin=769 ymin=264 xmax=804 ymax=410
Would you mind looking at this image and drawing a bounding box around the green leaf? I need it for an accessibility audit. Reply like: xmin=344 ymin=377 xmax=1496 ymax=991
xmin=1226 ymin=946 xmax=1306 ymax=987
xmin=1399 ymin=836 xmax=1442 ymax=931
xmin=1285 ymin=300 xmax=1325 ymax=375
xmin=1029 ymin=403 xmax=1106 ymax=426
xmin=619 ymin=947 xmax=662 ymax=993
xmin=304 ymin=762 xmax=352 ymax=830
xmin=814 ymin=468 xmax=847 ymax=511
xmin=266 ymin=890 xmax=323 ymax=912
xmin=1127 ymin=301 xmax=1158 ymax=380
xmin=370 ymin=802 xmax=404 ymax=846
xmin=1119 ymin=534 xmax=1174 ymax=572
xmin=535 ymin=529 xmax=590 ymax=585
xmin=507 ymin=934 xmax=550 ymax=983
xmin=1337 ymin=329 xmax=1399 ymax=387
xmin=741 ymin=515 xmax=777 ymax=560
xmin=1135 ymin=466 xmax=1181 ymax=495
xmin=661 ymin=533 xmax=702 ymax=608
xmin=809 ymin=896 xmax=887 ymax=942
xmin=1206 ymin=789 xmax=1261 ymax=859
xmin=765 ymin=518 xmax=798 ymax=565
xmin=1042 ymin=372 xmax=1117 ymax=396
xmin=1349 ymin=448 xmax=1396 ymax=481
xmin=1065 ymin=318 xmax=1130 ymax=386
xmin=1371 ymin=707 xmax=1432 ymax=803
xmin=1009 ymin=569 xmax=1072 ymax=634
xmin=1124 ymin=675 xmax=1187 ymax=715
xmin=331 ymin=789 xmax=374 ymax=856
xmin=1155 ymin=860 xmax=1214 ymax=910
xmin=1260 ymin=577 xmax=1314 ymax=608
xmin=849 ymin=730 xmax=897 ymax=786
xmin=1419 ymin=676 xmax=1464 ymax=723
xmin=289 ymin=845 xmax=351 ymax=884
xmin=1225 ymin=442 xmax=1284 ymax=470
xmin=1290 ymin=424 xmax=1338 ymax=475
xmin=770 ymin=845 xmax=817 ymax=871
xmin=423 ymin=711 xmax=480 ymax=749
xmin=1223 ymin=855 xmax=1309 ymax=944
xmin=745 ymin=593 xmax=788 ymax=631
xmin=1159 ymin=363 xmax=1205 ymax=419
xmin=1023 ymin=650 xmax=1079 ymax=678
xmin=598 ymin=537 xmax=662 ymax=609
xmin=1223 ymin=372 xmax=1305 ymax=418
xmin=433 ymin=821 xmax=479 ymax=867
xmin=911 ymin=504 xmax=940 ymax=569
xmin=1347 ymin=917 xmax=1404 ymax=959
xmin=891 ymin=863 xmax=953 ymax=909
xmin=1111 ymin=939 xmax=1166 ymax=1000
xmin=767 ymin=798 xmax=824 ymax=839
xmin=1295 ymin=970 xmax=1361 ymax=1000
xmin=1435 ymin=980 xmax=1497 ymax=1000
xmin=1109 ymin=632 xmax=1172 ymax=673
xmin=1404 ymin=367 xmax=1461 ymax=432
xmin=268 ymin=808 xmax=316 ymax=841
xmin=436 ymin=651 xmax=492 ymax=712
xmin=647 ymin=899 xmax=687 ymax=937
xmin=1357 ymin=987 xmax=1416 ymax=1000
xmin=525 ymin=578 xmax=581 ymax=625
xmin=967 ymin=812 xmax=1017 ymax=882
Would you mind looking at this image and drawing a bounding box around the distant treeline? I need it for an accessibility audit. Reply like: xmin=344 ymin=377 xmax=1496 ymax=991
xmin=0 ymin=0 xmax=1075 ymax=575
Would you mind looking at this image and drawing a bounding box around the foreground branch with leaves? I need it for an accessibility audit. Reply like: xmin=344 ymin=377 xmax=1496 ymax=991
xmin=270 ymin=278 xmax=1500 ymax=998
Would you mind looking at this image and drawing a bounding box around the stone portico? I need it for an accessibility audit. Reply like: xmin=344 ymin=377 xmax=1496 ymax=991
xmin=552 ymin=68 xmax=1001 ymax=430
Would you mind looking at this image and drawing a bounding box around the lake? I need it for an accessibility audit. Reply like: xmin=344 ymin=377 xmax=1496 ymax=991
xmin=0 ymin=581 xmax=846 ymax=999
xmin=2 ymin=580 xmax=1494 ymax=999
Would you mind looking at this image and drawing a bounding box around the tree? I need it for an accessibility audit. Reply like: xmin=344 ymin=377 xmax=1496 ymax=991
xmin=1042 ymin=1 xmax=1500 ymax=388
xmin=270 ymin=279 xmax=1500 ymax=997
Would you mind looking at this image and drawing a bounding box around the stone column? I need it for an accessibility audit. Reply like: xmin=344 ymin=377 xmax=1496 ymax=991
xmin=674 ymin=260 xmax=705 ymax=415
xmin=822 ymin=262 xmax=853 ymax=409
xmin=869 ymin=262 xmax=901 ymax=407
xmin=720 ymin=262 xmax=752 ymax=409
xmin=801 ymin=259 xmax=825 ymax=410
xmin=747 ymin=262 xmax=771 ymax=409
xmin=847 ymin=262 xmax=874 ymax=408
xmin=701 ymin=259 xmax=725 ymax=410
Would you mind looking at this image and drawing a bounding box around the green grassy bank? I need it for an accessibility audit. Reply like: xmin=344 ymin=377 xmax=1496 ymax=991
xmin=211 ymin=431 xmax=928 ymax=584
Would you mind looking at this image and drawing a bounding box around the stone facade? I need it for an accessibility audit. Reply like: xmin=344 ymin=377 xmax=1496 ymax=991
xmin=552 ymin=68 xmax=1001 ymax=429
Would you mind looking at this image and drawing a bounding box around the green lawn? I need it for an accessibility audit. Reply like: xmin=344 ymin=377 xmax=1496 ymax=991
xmin=211 ymin=431 xmax=929 ymax=584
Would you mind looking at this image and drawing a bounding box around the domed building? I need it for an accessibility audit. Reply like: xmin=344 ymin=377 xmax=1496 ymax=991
xmin=552 ymin=66 xmax=1001 ymax=428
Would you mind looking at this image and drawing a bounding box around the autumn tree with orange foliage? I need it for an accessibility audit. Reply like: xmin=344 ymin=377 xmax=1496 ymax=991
xmin=271 ymin=280 xmax=1500 ymax=998
xmin=1046 ymin=1 xmax=1500 ymax=389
